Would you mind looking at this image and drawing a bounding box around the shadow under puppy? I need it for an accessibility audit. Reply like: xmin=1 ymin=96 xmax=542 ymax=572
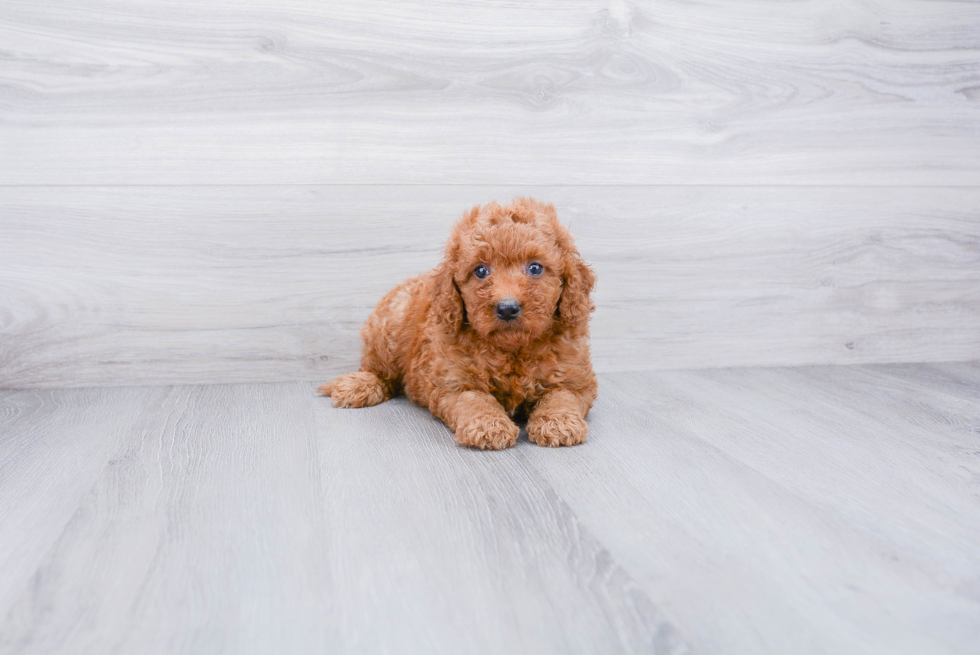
xmin=320 ymin=198 xmax=597 ymax=450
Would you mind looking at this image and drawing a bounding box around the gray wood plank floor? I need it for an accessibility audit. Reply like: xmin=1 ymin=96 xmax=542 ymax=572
xmin=2 ymin=363 xmax=978 ymax=654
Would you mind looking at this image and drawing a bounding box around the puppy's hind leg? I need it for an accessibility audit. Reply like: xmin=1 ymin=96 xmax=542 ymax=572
xmin=320 ymin=277 xmax=417 ymax=408
xmin=318 ymin=312 xmax=399 ymax=408
xmin=318 ymin=372 xmax=389 ymax=408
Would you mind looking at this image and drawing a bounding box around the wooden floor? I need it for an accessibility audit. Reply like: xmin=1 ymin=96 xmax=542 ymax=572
xmin=2 ymin=363 xmax=978 ymax=654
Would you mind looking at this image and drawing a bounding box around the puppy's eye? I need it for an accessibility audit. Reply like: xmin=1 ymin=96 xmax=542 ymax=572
xmin=474 ymin=264 xmax=490 ymax=279
xmin=526 ymin=262 xmax=544 ymax=277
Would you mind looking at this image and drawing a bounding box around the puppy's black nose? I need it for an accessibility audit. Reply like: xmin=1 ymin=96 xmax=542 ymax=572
xmin=495 ymin=299 xmax=522 ymax=322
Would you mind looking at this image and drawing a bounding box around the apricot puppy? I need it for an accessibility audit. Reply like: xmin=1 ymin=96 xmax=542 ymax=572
xmin=320 ymin=198 xmax=597 ymax=450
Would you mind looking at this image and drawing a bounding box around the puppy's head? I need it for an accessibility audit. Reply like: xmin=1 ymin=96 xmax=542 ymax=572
xmin=434 ymin=198 xmax=595 ymax=350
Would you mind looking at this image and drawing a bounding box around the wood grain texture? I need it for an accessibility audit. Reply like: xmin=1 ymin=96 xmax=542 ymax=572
xmin=1 ymin=364 xmax=978 ymax=653
xmin=867 ymin=360 xmax=980 ymax=405
xmin=0 ymin=386 xmax=157 ymax=618
xmin=2 ymin=185 xmax=978 ymax=388
xmin=1 ymin=0 xmax=978 ymax=185
xmin=520 ymin=364 xmax=980 ymax=654
xmin=0 ymin=382 xmax=687 ymax=655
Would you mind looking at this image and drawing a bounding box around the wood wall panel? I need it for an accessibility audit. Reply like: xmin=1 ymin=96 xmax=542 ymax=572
xmin=2 ymin=186 xmax=977 ymax=388
xmin=1 ymin=0 xmax=977 ymax=387
xmin=1 ymin=0 xmax=978 ymax=185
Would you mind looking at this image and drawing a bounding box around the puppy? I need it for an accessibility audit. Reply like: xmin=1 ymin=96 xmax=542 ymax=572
xmin=319 ymin=198 xmax=597 ymax=450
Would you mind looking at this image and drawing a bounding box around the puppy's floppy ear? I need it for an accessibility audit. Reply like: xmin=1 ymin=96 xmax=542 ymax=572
xmin=558 ymin=251 xmax=596 ymax=330
xmin=432 ymin=261 xmax=464 ymax=334
xmin=433 ymin=214 xmax=473 ymax=335
xmin=544 ymin=208 xmax=595 ymax=330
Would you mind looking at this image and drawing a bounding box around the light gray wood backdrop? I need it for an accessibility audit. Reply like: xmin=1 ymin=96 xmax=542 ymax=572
xmin=1 ymin=0 xmax=979 ymax=387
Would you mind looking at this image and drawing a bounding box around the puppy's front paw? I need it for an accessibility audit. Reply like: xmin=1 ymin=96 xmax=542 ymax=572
xmin=527 ymin=410 xmax=588 ymax=447
xmin=454 ymin=415 xmax=519 ymax=450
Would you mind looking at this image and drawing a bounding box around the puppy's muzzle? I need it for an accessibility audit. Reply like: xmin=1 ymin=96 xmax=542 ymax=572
xmin=495 ymin=298 xmax=522 ymax=322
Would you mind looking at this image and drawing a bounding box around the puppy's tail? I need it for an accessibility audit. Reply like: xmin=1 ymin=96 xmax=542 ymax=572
xmin=318 ymin=371 xmax=389 ymax=408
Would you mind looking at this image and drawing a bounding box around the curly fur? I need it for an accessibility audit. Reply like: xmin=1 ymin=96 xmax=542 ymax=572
xmin=319 ymin=198 xmax=597 ymax=450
